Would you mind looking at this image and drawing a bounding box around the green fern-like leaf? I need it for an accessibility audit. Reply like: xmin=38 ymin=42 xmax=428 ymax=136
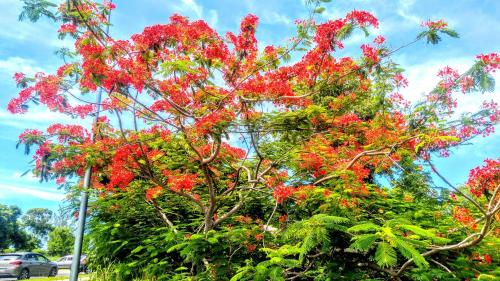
xmin=393 ymin=237 xmax=429 ymax=268
xmin=440 ymin=28 xmax=459 ymax=38
xmin=350 ymin=234 xmax=379 ymax=252
xmin=399 ymin=225 xmax=434 ymax=238
xmin=347 ymin=222 xmax=381 ymax=233
xmin=399 ymin=225 xmax=450 ymax=244
xmin=375 ymin=242 xmax=397 ymax=268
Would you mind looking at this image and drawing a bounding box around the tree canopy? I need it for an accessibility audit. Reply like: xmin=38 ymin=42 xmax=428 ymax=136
xmin=22 ymin=207 xmax=55 ymax=239
xmin=47 ymin=226 xmax=75 ymax=256
xmin=0 ymin=204 xmax=42 ymax=252
xmin=10 ymin=0 xmax=499 ymax=280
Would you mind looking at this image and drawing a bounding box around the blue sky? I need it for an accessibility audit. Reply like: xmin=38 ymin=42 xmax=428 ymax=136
xmin=0 ymin=0 xmax=498 ymax=214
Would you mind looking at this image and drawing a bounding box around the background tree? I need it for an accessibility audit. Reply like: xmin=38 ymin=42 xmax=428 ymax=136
xmin=0 ymin=204 xmax=41 ymax=251
xmin=47 ymin=226 xmax=75 ymax=256
xmin=22 ymin=207 xmax=55 ymax=239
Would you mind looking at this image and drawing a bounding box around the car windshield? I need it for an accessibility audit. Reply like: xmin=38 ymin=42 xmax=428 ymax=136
xmin=0 ymin=255 xmax=21 ymax=261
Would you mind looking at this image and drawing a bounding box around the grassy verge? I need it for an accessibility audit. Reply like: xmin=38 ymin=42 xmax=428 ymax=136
xmin=34 ymin=274 xmax=89 ymax=281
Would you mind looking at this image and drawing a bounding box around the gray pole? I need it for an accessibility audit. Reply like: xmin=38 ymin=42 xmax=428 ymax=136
xmin=69 ymin=87 xmax=103 ymax=281
xmin=69 ymin=2 xmax=111 ymax=279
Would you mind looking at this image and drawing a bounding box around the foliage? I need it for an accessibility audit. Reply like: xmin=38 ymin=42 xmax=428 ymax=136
xmin=22 ymin=207 xmax=55 ymax=239
xmin=47 ymin=226 xmax=75 ymax=256
xmin=0 ymin=204 xmax=41 ymax=251
xmin=10 ymin=0 xmax=500 ymax=280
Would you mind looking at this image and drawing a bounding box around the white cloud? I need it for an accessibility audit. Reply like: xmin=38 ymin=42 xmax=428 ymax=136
xmin=397 ymin=0 xmax=421 ymax=25
xmin=11 ymin=171 xmax=39 ymax=182
xmin=321 ymin=7 xmax=343 ymax=21
xmin=0 ymin=56 xmax=45 ymax=77
xmin=0 ymin=108 xmax=81 ymax=130
xmin=0 ymin=183 xmax=65 ymax=201
xmin=181 ymin=0 xmax=203 ymax=18
xmin=399 ymin=56 xmax=500 ymax=115
xmin=262 ymin=12 xmax=292 ymax=26
xmin=168 ymin=0 xmax=218 ymax=28
xmin=206 ymin=9 xmax=219 ymax=27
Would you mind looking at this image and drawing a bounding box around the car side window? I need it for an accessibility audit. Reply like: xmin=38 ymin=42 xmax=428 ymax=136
xmin=36 ymin=255 xmax=49 ymax=262
xmin=26 ymin=254 xmax=37 ymax=261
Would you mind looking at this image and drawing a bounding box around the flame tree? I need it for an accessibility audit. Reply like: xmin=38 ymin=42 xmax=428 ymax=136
xmin=10 ymin=0 xmax=499 ymax=279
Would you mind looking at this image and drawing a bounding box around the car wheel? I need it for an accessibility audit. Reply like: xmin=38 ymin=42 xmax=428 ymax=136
xmin=17 ymin=268 xmax=30 ymax=280
xmin=49 ymin=267 xmax=58 ymax=277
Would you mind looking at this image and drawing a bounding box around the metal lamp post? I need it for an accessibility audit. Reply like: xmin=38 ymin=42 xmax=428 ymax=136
xmin=68 ymin=1 xmax=111 ymax=280
xmin=69 ymin=90 xmax=103 ymax=281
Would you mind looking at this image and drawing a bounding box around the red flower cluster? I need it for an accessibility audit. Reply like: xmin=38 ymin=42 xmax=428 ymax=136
xmin=373 ymin=35 xmax=385 ymax=45
xmin=58 ymin=23 xmax=77 ymax=33
xmin=421 ymin=20 xmax=448 ymax=30
xmin=146 ymin=186 xmax=163 ymax=201
xmin=18 ymin=129 xmax=44 ymax=142
xmin=360 ymin=44 xmax=380 ymax=63
xmin=226 ymin=14 xmax=259 ymax=67
xmin=107 ymin=145 xmax=143 ymax=190
xmin=346 ymin=10 xmax=379 ymax=28
xmin=300 ymin=153 xmax=324 ymax=172
xmin=167 ymin=173 xmax=198 ymax=192
xmin=467 ymin=158 xmax=499 ymax=197
xmin=273 ymin=184 xmax=294 ymax=204
xmin=453 ymin=206 xmax=476 ymax=228
xmin=195 ymin=110 xmax=235 ymax=135
xmin=314 ymin=19 xmax=346 ymax=51
xmin=46 ymin=124 xmax=90 ymax=143
xmin=102 ymin=0 xmax=116 ymax=10
xmin=476 ymin=53 xmax=500 ymax=73
xmin=13 ymin=72 xmax=25 ymax=84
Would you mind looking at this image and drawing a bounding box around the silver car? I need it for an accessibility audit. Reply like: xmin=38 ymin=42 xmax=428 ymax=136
xmin=56 ymin=254 xmax=88 ymax=273
xmin=0 ymin=252 xmax=58 ymax=279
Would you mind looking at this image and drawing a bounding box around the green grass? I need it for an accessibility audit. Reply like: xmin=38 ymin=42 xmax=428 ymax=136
xmin=33 ymin=274 xmax=89 ymax=281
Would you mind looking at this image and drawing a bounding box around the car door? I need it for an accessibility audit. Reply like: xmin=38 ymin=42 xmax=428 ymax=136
xmin=25 ymin=254 xmax=40 ymax=276
xmin=64 ymin=256 xmax=73 ymax=269
xmin=35 ymin=254 xmax=51 ymax=276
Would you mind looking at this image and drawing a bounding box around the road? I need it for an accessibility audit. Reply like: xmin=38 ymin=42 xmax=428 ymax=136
xmin=0 ymin=269 xmax=83 ymax=280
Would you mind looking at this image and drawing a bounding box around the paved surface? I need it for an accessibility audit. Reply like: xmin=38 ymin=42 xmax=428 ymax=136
xmin=0 ymin=269 xmax=88 ymax=280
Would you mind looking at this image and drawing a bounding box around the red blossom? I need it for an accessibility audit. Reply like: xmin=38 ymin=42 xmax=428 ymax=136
xmin=467 ymin=158 xmax=500 ymax=197
xmin=373 ymin=35 xmax=385 ymax=45
xmin=361 ymin=44 xmax=379 ymax=63
xmin=13 ymin=72 xmax=25 ymax=84
xmin=56 ymin=177 xmax=66 ymax=185
xmin=107 ymin=144 xmax=143 ymax=189
xmin=195 ymin=110 xmax=235 ymax=135
xmin=19 ymin=129 xmax=44 ymax=142
xmin=47 ymin=124 xmax=89 ymax=142
xmin=146 ymin=186 xmax=163 ymax=201
xmin=421 ymin=20 xmax=448 ymax=30
xmin=168 ymin=173 xmax=198 ymax=192
xmin=476 ymin=53 xmax=500 ymax=73
xmin=58 ymin=23 xmax=77 ymax=33
xmin=459 ymin=76 xmax=474 ymax=93
xmin=102 ymin=0 xmax=116 ymax=10
xmin=273 ymin=184 xmax=294 ymax=204
xmin=314 ymin=19 xmax=346 ymax=51
xmin=346 ymin=10 xmax=379 ymax=28
xmin=450 ymin=192 xmax=457 ymax=201
xmin=393 ymin=73 xmax=408 ymax=88
xmin=453 ymin=206 xmax=475 ymax=228
xmin=483 ymin=254 xmax=492 ymax=265
xmin=300 ymin=152 xmax=324 ymax=172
